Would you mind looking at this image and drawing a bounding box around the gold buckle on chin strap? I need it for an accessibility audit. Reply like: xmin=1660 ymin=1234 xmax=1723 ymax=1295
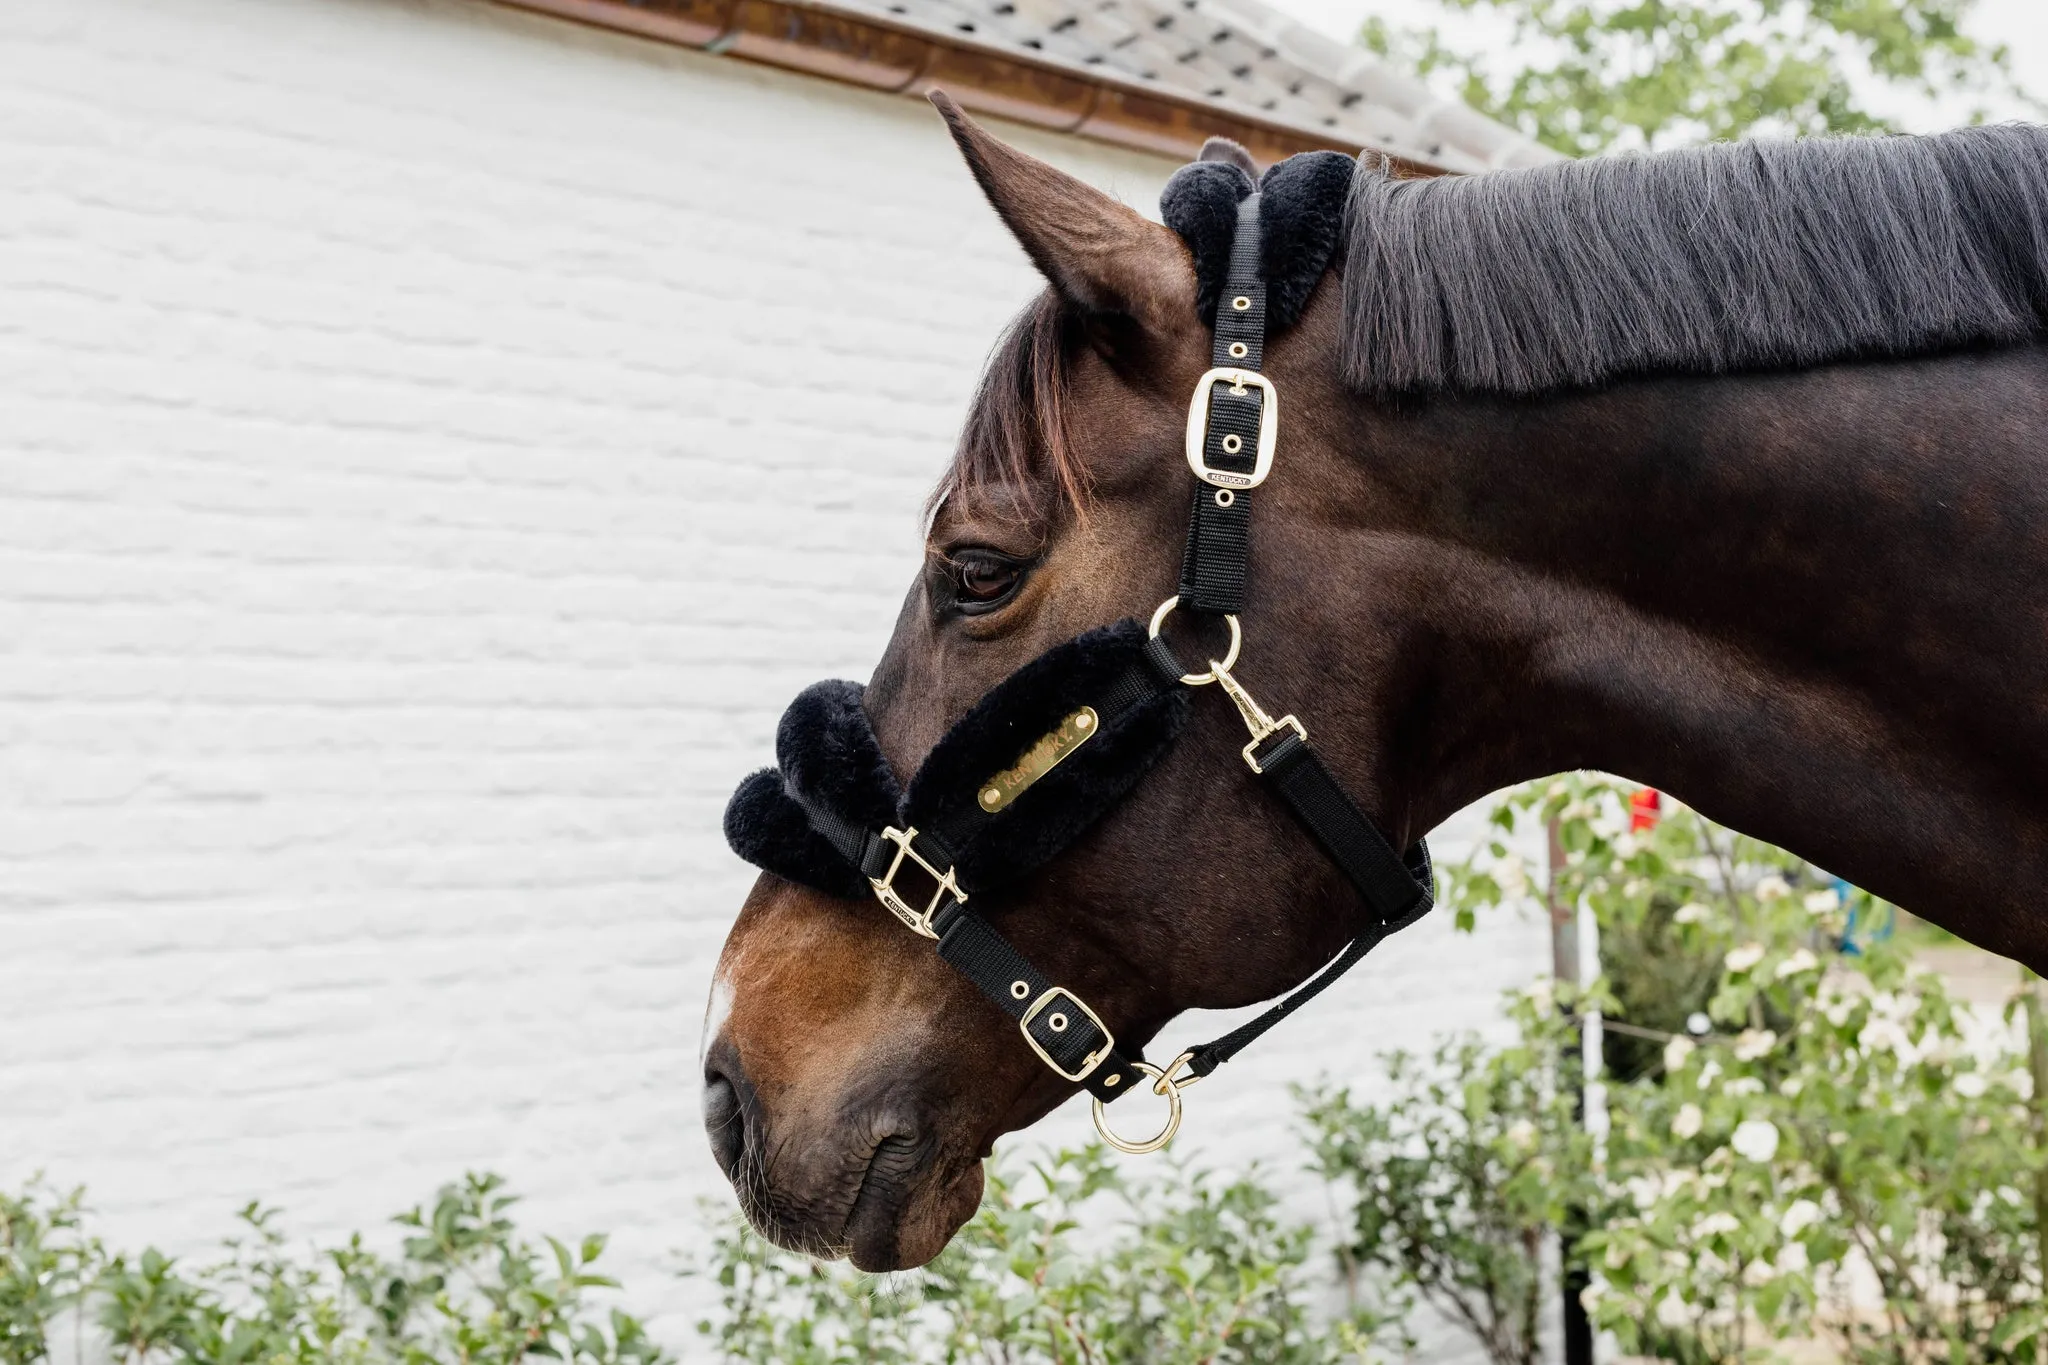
xmin=1019 ymin=987 xmax=1113 ymax=1082
xmin=1092 ymin=1050 xmax=1201 ymax=1155
xmin=868 ymin=825 xmax=962 ymax=941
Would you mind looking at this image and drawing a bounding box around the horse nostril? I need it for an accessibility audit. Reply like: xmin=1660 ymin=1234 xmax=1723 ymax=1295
xmin=703 ymin=1068 xmax=746 ymax=1177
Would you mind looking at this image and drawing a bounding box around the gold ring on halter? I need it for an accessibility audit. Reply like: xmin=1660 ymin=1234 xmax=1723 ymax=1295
xmin=1147 ymin=596 xmax=1241 ymax=686
xmin=1092 ymin=1060 xmax=1185 ymax=1155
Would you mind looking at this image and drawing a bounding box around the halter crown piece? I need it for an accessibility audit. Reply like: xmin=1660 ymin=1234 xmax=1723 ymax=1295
xmin=726 ymin=187 xmax=1435 ymax=1154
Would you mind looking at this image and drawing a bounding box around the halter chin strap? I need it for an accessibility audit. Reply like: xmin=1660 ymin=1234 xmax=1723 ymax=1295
xmin=725 ymin=187 xmax=1436 ymax=1154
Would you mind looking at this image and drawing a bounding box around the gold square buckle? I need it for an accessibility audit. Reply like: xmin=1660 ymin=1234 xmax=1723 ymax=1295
xmin=1184 ymin=368 xmax=1278 ymax=490
xmin=1019 ymin=987 xmax=1113 ymax=1083
xmin=869 ymin=826 xmax=963 ymax=941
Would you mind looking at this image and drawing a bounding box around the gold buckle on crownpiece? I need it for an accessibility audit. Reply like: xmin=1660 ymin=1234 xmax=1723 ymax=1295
xmin=1184 ymin=367 xmax=1278 ymax=490
xmin=1019 ymin=987 xmax=1112 ymax=1082
xmin=868 ymin=825 xmax=961 ymax=941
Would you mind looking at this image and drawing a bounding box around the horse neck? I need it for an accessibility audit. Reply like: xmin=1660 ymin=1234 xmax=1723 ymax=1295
xmin=1312 ymin=343 xmax=2048 ymax=961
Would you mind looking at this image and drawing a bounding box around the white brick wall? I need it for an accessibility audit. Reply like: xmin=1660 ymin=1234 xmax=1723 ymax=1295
xmin=0 ymin=0 xmax=1548 ymax=1353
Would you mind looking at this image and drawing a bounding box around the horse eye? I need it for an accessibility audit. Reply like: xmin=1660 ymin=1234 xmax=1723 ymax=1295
xmin=948 ymin=553 xmax=1024 ymax=612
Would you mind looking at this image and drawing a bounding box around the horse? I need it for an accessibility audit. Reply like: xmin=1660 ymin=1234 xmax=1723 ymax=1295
xmin=702 ymin=92 xmax=2048 ymax=1272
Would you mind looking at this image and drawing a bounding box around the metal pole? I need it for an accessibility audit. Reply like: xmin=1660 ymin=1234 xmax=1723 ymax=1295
xmin=1549 ymin=815 xmax=1595 ymax=1365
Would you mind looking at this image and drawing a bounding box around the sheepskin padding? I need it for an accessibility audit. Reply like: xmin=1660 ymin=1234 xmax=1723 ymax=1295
xmin=903 ymin=620 xmax=1189 ymax=890
xmin=775 ymin=679 xmax=902 ymax=824
xmin=723 ymin=766 xmax=872 ymax=900
xmin=1161 ymin=149 xmax=1357 ymax=332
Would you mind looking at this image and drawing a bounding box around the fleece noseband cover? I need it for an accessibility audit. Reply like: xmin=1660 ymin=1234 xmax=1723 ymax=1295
xmin=724 ymin=621 xmax=1190 ymax=902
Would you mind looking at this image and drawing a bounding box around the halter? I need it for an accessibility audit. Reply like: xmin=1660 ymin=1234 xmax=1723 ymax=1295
xmin=726 ymin=192 xmax=1434 ymax=1153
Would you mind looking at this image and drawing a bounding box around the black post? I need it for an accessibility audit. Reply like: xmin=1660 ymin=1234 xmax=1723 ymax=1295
xmin=1548 ymin=816 xmax=1595 ymax=1365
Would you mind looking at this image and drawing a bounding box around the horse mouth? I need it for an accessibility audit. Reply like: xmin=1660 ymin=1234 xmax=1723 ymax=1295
xmin=840 ymin=1133 xmax=929 ymax=1270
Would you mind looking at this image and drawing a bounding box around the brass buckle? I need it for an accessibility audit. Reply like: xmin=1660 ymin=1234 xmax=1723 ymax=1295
xmin=868 ymin=826 xmax=962 ymax=941
xmin=1184 ymin=368 xmax=1278 ymax=490
xmin=1092 ymin=1050 xmax=1198 ymax=1155
xmin=1210 ymin=662 xmax=1307 ymax=773
xmin=1019 ymin=987 xmax=1113 ymax=1082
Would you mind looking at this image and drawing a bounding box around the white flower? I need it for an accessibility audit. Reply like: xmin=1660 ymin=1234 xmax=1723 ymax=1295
xmin=1724 ymin=1078 xmax=1765 ymax=1097
xmin=1605 ymin=1239 xmax=1632 ymax=1269
xmin=1672 ymin=1103 xmax=1704 ymax=1139
xmin=1777 ymin=1241 xmax=1810 ymax=1274
xmin=1615 ymin=833 xmax=1640 ymax=858
xmin=1725 ymin=942 xmax=1767 ymax=973
xmin=1656 ymin=1292 xmax=1691 ymax=1330
xmin=1828 ymin=1130 xmax=1848 ymax=1147
xmin=1496 ymin=854 xmax=1530 ymax=900
xmin=1664 ymin=1035 xmax=1695 ymax=1075
xmin=1698 ymin=1060 xmax=1722 ymax=1090
xmin=1505 ymin=1119 xmax=1538 ymax=1149
xmin=1775 ymin=949 xmax=1820 ymax=979
xmin=1756 ymin=875 xmax=1791 ymax=902
xmin=1955 ymin=1072 xmax=1988 ymax=1099
xmin=1743 ymin=1257 xmax=1779 ymax=1285
xmin=1780 ymin=1199 xmax=1821 ymax=1238
xmin=1999 ymin=1185 xmax=2025 ymax=1207
xmin=1803 ymin=888 xmax=1840 ymax=915
xmin=1527 ymin=979 xmax=1554 ymax=1012
xmin=1779 ymin=1076 xmax=1804 ymax=1098
xmin=1732 ymin=1119 xmax=1781 ymax=1163
xmin=1734 ymin=1029 xmax=1777 ymax=1061
xmin=1858 ymin=1017 xmax=1911 ymax=1058
xmin=1693 ymin=1212 xmax=1741 ymax=1237
xmin=1674 ymin=901 xmax=1712 ymax=925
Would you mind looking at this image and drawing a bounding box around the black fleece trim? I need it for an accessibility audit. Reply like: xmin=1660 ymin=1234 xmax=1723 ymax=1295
xmin=1258 ymin=151 xmax=1356 ymax=331
xmin=1161 ymin=149 xmax=1357 ymax=333
xmin=903 ymin=620 xmax=1189 ymax=890
xmin=1162 ymin=160 xmax=1256 ymax=324
xmin=776 ymin=679 xmax=901 ymax=828
xmin=723 ymin=767 xmax=873 ymax=901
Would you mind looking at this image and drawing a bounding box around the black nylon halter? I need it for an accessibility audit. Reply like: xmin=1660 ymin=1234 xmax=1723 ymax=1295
xmin=726 ymin=190 xmax=1435 ymax=1149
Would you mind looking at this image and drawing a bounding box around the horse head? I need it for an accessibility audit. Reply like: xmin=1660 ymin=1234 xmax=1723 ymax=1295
xmin=699 ymin=98 xmax=1421 ymax=1270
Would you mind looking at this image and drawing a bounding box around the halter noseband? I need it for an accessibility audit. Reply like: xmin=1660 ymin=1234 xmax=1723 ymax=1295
xmin=726 ymin=190 xmax=1434 ymax=1153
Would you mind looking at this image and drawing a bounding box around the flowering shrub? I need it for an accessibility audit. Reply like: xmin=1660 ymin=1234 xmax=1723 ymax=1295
xmin=1443 ymin=774 xmax=2046 ymax=1363
xmin=1591 ymin=956 xmax=2044 ymax=1362
xmin=1298 ymin=987 xmax=1597 ymax=1365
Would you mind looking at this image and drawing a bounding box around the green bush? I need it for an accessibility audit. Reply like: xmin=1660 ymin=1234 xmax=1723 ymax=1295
xmin=1299 ymin=986 xmax=1596 ymax=1365
xmin=686 ymin=1144 xmax=1401 ymax=1364
xmin=1 ymin=1174 xmax=669 ymax=1365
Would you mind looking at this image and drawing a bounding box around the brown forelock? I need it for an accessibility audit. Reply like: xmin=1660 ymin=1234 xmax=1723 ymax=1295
xmin=930 ymin=290 xmax=1090 ymax=530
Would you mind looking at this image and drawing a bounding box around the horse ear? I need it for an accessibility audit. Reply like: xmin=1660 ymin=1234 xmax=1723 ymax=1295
xmin=929 ymin=91 xmax=1194 ymax=330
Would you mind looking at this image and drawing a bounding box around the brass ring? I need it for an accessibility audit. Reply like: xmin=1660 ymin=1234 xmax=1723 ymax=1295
xmin=1092 ymin=1062 xmax=1184 ymax=1155
xmin=1147 ymin=597 xmax=1241 ymax=685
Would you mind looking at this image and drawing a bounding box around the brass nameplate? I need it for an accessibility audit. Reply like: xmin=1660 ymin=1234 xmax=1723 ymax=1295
xmin=977 ymin=707 xmax=1099 ymax=812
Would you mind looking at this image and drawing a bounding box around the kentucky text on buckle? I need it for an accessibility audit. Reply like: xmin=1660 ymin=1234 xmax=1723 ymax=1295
xmin=868 ymin=826 xmax=961 ymax=939
xmin=1184 ymin=367 xmax=1278 ymax=489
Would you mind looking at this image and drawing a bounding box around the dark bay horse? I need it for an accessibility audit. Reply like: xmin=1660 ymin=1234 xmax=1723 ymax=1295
xmin=704 ymin=95 xmax=2048 ymax=1271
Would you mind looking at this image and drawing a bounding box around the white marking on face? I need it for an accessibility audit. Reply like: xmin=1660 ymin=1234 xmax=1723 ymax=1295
xmin=701 ymin=971 xmax=735 ymax=1064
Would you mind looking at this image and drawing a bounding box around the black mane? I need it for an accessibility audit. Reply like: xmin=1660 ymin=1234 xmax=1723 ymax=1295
xmin=1340 ymin=123 xmax=2048 ymax=397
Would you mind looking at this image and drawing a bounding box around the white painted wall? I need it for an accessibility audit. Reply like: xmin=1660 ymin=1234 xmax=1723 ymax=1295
xmin=0 ymin=0 xmax=1548 ymax=1352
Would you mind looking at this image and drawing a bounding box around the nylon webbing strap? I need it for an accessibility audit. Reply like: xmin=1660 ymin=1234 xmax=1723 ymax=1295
xmin=1177 ymin=193 xmax=1265 ymax=615
xmin=1253 ymin=731 xmax=1433 ymax=924
xmin=1183 ymin=731 xmax=1434 ymax=1078
xmin=936 ymin=909 xmax=1147 ymax=1101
